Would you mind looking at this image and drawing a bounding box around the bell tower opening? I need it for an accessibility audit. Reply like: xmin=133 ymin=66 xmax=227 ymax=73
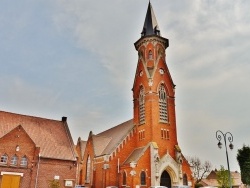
xmin=160 ymin=170 xmax=171 ymax=188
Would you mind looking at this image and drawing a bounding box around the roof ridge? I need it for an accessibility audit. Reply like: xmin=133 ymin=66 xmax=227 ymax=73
xmin=0 ymin=110 xmax=62 ymax=122
xmin=96 ymin=119 xmax=133 ymax=136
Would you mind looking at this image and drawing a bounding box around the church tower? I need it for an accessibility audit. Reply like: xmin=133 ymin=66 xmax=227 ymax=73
xmin=133 ymin=2 xmax=177 ymax=158
xmin=77 ymin=2 xmax=193 ymax=188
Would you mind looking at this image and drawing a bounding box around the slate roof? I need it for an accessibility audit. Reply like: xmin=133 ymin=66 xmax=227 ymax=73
xmin=123 ymin=147 xmax=146 ymax=165
xmin=141 ymin=2 xmax=161 ymax=36
xmin=0 ymin=111 xmax=76 ymax=161
xmin=123 ymin=142 xmax=158 ymax=165
xmin=92 ymin=119 xmax=134 ymax=156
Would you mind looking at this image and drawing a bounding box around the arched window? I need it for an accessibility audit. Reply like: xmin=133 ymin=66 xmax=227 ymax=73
xmin=79 ymin=169 xmax=83 ymax=185
xmin=139 ymin=86 xmax=145 ymax=124
xmin=122 ymin=171 xmax=126 ymax=185
xmin=148 ymin=50 xmax=153 ymax=59
xmin=85 ymin=155 xmax=91 ymax=183
xmin=159 ymin=84 xmax=168 ymax=122
xmin=183 ymin=173 xmax=188 ymax=185
xmin=20 ymin=156 xmax=28 ymax=167
xmin=10 ymin=155 xmax=18 ymax=166
xmin=139 ymin=130 xmax=145 ymax=141
xmin=167 ymin=130 xmax=170 ymax=140
xmin=0 ymin=154 xmax=8 ymax=165
xmin=140 ymin=171 xmax=146 ymax=185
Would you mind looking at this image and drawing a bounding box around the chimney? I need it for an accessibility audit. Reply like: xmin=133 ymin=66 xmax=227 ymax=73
xmin=62 ymin=116 xmax=67 ymax=122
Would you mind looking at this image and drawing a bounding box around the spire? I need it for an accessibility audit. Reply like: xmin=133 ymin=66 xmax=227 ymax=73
xmin=141 ymin=2 xmax=161 ymax=37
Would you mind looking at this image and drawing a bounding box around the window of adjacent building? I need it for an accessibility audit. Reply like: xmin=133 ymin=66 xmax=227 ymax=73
xmin=140 ymin=171 xmax=146 ymax=185
xmin=159 ymin=84 xmax=168 ymax=122
xmin=16 ymin=145 xmax=20 ymax=152
xmin=139 ymin=86 xmax=145 ymax=124
xmin=0 ymin=154 xmax=8 ymax=165
xmin=85 ymin=155 xmax=91 ymax=183
xmin=122 ymin=171 xmax=126 ymax=186
xmin=20 ymin=156 xmax=28 ymax=167
xmin=10 ymin=155 xmax=18 ymax=166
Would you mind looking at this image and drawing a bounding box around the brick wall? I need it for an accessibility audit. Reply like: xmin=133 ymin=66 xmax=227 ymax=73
xmin=34 ymin=158 xmax=76 ymax=188
xmin=0 ymin=125 xmax=76 ymax=188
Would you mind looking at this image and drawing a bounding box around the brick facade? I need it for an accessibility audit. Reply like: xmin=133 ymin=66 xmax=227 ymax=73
xmin=1 ymin=2 xmax=194 ymax=188
xmin=0 ymin=112 xmax=77 ymax=188
xmin=76 ymin=2 xmax=193 ymax=188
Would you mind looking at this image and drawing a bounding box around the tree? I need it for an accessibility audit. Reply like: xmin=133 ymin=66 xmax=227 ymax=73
xmin=187 ymin=156 xmax=212 ymax=186
xmin=216 ymin=165 xmax=233 ymax=188
xmin=237 ymin=145 xmax=250 ymax=186
xmin=48 ymin=179 xmax=60 ymax=188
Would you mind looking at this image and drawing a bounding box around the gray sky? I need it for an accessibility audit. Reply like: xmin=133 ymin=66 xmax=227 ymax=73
xmin=1 ymin=0 xmax=250 ymax=172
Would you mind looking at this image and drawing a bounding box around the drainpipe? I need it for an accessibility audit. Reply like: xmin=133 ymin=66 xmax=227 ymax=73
xmin=35 ymin=153 xmax=41 ymax=188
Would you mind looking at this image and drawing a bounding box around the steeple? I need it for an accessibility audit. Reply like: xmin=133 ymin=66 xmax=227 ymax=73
xmin=141 ymin=1 xmax=161 ymax=37
xmin=133 ymin=1 xmax=175 ymax=154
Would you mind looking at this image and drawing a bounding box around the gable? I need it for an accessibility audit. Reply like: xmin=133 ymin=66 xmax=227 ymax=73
xmin=0 ymin=124 xmax=35 ymax=143
xmin=0 ymin=125 xmax=36 ymax=156
xmin=75 ymin=137 xmax=87 ymax=160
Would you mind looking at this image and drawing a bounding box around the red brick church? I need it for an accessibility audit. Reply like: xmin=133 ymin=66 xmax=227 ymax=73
xmin=76 ymin=2 xmax=193 ymax=188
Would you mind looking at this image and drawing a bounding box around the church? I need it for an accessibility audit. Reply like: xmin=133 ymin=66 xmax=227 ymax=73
xmin=76 ymin=2 xmax=193 ymax=188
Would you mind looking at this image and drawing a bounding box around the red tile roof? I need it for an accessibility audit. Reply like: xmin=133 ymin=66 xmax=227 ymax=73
xmin=93 ymin=119 xmax=134 ymax=156
xmin=0 ymin=111 xmax=76 ymax=161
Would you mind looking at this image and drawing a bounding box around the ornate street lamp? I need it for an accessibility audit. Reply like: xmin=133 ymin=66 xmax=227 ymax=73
xmin=216 ymin=130 xmax=233 ymax=188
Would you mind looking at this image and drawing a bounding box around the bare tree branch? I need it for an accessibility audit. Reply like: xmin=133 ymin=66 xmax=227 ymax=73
xmin=187 ymin=156 xmax=212 ymax=185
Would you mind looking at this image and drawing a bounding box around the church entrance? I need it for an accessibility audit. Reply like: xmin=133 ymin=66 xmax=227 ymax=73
xmin=160 ymin=170 xmax=171 ymax=188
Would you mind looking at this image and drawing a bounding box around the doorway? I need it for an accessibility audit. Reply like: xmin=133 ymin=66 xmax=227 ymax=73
xmin=160 ymin=170 xmax=171 ymax=188
xmin=1 ymin=175 xmax=21 ymax=188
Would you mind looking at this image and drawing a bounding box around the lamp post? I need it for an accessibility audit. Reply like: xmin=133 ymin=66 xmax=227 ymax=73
xmin=216 ymin=130 xmax=234 ymax=188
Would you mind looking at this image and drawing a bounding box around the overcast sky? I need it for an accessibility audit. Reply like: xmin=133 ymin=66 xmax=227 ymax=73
xmin=1 ymin=0 xmax=250 ymax=172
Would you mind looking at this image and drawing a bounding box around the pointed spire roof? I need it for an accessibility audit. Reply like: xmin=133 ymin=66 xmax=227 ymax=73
xmin=141 ymin=1 xmax=161 ymax=37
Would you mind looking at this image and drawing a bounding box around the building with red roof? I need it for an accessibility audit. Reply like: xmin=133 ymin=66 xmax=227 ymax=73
xmin=76 ymin=2 xmax=193 ymax=188
xmin=0 ymin=111 xmax=77 ymax=188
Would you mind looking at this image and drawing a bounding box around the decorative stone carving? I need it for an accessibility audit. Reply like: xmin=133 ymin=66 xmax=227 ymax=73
xmin=149 ymin=79 xmax=153 ymax=86
xmin=154 ymin=153 xmax=160 ymax=177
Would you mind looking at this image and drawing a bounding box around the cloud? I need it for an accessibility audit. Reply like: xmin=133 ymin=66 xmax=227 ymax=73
xmin=1 ymin=0 xmax=250 ymax=171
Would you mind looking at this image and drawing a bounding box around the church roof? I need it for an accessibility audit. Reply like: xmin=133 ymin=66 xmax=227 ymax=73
xmin=123 ymin=146 xmax=146 ymax=165
xmin=76 ymin=138 xmax=87 ymax=160
xmin=123 ymin=142 xmax=157 ymax=165
xmin=92 ymin=119 xmax=134 ymax=156
xmin=0 ymin=110 xmax=77 ymax=161
xmin=141 ymin=2 xmax=161 ymax=37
